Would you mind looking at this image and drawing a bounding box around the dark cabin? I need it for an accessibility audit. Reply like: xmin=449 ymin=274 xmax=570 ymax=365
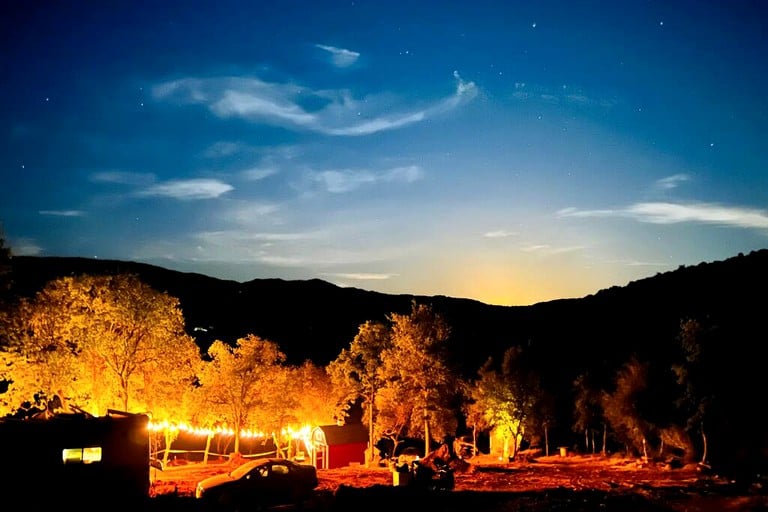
xmin=310 ymin=423 xmax=368 ymax=469
xmin=0 ymin=410 xmax=150 ymax=509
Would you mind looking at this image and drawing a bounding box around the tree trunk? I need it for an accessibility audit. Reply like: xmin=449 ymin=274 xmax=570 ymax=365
xmin=584 ymin=428 xmax=589 ymax=452
xmin=512 ymin=432 xmax=519 ymax=460
xmin=203 ymin=432 xmax=213 ymax=464
xmin=273 ymin=433 xmax=286 ymax=458
xmin=544 ymin=425 xmax=549 ymax=456
xmin=368 ymin=391 xmax=375 ymax=466
xmin=602 ymin=423 xmax=607 ymax=456
xmin=424 ymin=414 xmax=430 ymax=456
xmin=472 ymin=424 xmax=478 ymax=457
xmin=700 ymin=423 xmax=708 ymax=465
xmin=162 ymin=428 xmax=172 ymax=466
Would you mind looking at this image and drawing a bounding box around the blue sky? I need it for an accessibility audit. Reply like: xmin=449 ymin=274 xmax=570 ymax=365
xmin=1 ymin=0 xmax=767 ymax=306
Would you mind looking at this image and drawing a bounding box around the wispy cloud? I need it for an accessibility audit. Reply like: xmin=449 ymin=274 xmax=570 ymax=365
xmin=654 ymin=174 xmax=690 ymax=190
xmin=229 ymin=202 xmax=281 ymax=224
xmin=312 ymin=165 xmax=423 ymax=193
xmin=90 ymin=171 xmax=155 ymax=186
xmin=10 ymin=238 xmax=42 ymax=256
xmin=521 ymin=244 xmax=584 ymax=255
xmin=38 ymin=210 xmax=85 ymax=217
xmin=137 ymin=179 xmax=233 ymax=200
xmin=202 ymin=141 xmax=249 ymax=158
xmin=483 ymin=230 xmax=517 ymax=238
xmin=559 ymin=201 xmax=768 ymax=229
xmin=241 ymin=166 xmax=278 ymax=181
xmin=315 ymin=44 xmax=360 ymax=67
xmin=321 ymin=272 xmax=396 ymax=281
xmin=195 ymin=230 xmax=318 ymax=243
xmin=511 ymin=82 xmax=617 ymax=108
xmin=153 ymin=72 xmax=476 ymax=136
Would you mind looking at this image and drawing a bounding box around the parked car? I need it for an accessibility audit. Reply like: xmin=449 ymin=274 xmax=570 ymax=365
xmin=195 ymin=457 xmax=318 ymax=510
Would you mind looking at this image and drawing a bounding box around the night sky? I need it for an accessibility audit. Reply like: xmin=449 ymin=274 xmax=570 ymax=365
xmin=1 ymin=1 xmax=766 ymax=306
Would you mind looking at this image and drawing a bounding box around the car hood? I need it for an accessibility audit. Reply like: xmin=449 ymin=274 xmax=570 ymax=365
xmin=198 ymin=472 xmax=236 ymax=490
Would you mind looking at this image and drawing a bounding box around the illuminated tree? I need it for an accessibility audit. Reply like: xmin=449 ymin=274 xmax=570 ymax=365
xmin=327 ymin=320 xmax=390 ymax=463
xmin=471 ymin=346 xmax=543 ymax=460
xmin=377 ymin=302 xmax=458 ymax=456
xmin=73 ymin=274 xmax=200 ymax=414
xmin=196 ymin=334 xmax=286 ymax=455
xmin=601 ymin=356 xmax=652 ymax=457
xmin=0 ymin=274 xmax=201 ymax=417
xmin=290 ymin=361 xmax=336 ymax=427
xmin=374 ymin=384 xmax=416 ymax=456
xmin=0 ymin=279 xmax=95 ymax=414
xmin=461 ymin=378 xmax=492 ymax=457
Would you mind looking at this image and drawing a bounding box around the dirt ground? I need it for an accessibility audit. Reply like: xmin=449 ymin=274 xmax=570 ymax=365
xmin=149 ymin=453 xmax=768 ymax=511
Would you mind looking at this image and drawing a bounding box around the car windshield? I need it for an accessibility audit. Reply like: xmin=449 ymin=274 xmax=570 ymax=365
xmin=230 ymin=460 xmax=263 ymax=479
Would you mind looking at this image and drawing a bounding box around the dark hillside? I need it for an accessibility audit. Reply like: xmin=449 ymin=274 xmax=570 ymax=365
xmin=7 ymin=250 xmax=767 ymax=376
xmin=5 ymin=256 xmax=517 ymax=370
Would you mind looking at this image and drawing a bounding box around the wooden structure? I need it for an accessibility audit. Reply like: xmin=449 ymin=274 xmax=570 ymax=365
xmin=0 ymin=410 xmax=150 ymax=509
xmin=310 ymin=423 xmax=368 ymax=469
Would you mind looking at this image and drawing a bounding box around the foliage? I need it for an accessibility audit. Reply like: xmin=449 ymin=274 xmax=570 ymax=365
xmin=327 ymin=320 xmax=390 ymax=421
xmin=671 ymin=318 xmax=715 ymax=464
xmin=0 ymin=274 xmax=201 ymax=418
xmin=601 ymin=356 xmax=652 ymax=456
xmin=573 ymin=372 xmax=606 ymax=454
xmin=377 ymin=301 xmax=458 ymax=453
xmin=461 ymin=377 xmax=491 ymax=453
xmin=471 ymin=346 xmax=543 ymax=459
xmin=290 ymin=361 xmax=337 ymax=428
xmin=195 ymin=334 xmax=287 ymax=454
xmin=327 ymin=320 xmax=390 ymax=461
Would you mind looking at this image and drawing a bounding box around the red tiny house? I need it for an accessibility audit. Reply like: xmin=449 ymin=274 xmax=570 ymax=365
xmin=310 ymin=424 xmax=368 ymax=469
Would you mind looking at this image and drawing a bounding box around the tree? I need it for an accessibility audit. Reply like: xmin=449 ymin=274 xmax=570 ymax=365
xmin=0 ymin=274 xmax=201 ymax=417
xmin=471 ymin=346 xmax=542 ymax=460
xmin=378 ymin=302 xmax=458 ymax=456
xmin=601 ymin=356 xmax=652 ymax=457
xmin=0 ymin=281 xmax=91 ymax=415
xmin=290 ymin=361 xmax=337 ymax=427
xmin=573 ymin=372 xmax=607 ymax=455
xmin=327 ymin=320 xmax=390 ymax=464
xmin=283 ymin=361 xmax=336 ymax=458
xmin=672 ymin=318 xmax=714 ymax=465
xmin=196 ymin=334 xmax=286 ymax=455
xmin=461 ymin=377 xmax=491 ymax=457
xmin=79 ymin=274 xmax=200 ymax=413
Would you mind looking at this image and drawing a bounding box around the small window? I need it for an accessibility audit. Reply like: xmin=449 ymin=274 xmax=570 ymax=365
xmin=62 ymin=447 xmax=102 ymax=464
